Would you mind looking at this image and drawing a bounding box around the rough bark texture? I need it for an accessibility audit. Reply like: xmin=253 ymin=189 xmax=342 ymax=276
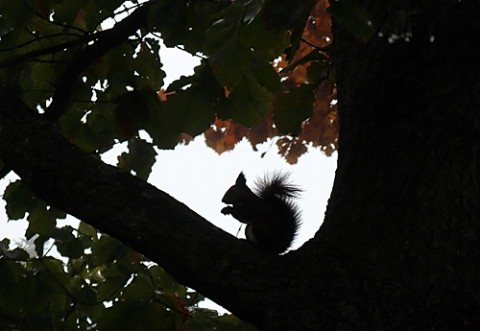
xmin=1 ymin=1 xmax=480 ymax=330
xmin=325 ymin=0 xmax=480 ymax=329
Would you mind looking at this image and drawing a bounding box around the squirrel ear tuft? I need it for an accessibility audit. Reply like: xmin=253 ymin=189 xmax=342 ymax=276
xmin=236 ymin=172 xmax=246 ymax=185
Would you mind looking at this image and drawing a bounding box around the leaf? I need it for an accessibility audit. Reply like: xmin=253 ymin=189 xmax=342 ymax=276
xmin=148 ymin=265 xmax=187 ymax=298
xmin=4 ymin=180 xmax=36 ymax=220
xmin=121 ymin=273 xmax=153 ymax=301
xmin=52 ymin=225 xmax=92 ymax=259
xmin=243 ymin=0 xmax=265 ymax=24
xmin=91 ymin=234 xmax=126 ymax=266
xmin=222 ymin=73 xmax=272 ymax=127
xmin=78 ymin=221 xmax=98 ymax=237
xmin=0 ymin=241 xmax=29 ymax=260
xmin=52 ymin=0 xmax=125 ymax=31
xmin=187 ymin=308 xmax=220 ymax=330
xmin=0 ymin=2 xmax=34 ymax=32
xmin=33 ymin=235 xmax=49 ymax=257
xmin=114 ymin=90 xmax=151 ymax=139
xmin=276 ymin=137 xmax=308 ymax=164
xmin=27 ymin=203 xmax=58 ymax=236
xmin=117 ymin=138 xmax=157 ymax=180
xmin=148 ymin=0 xmax=228 ymax=53
xmin=327 ymin=0 xmax=375 ymax=42
xmin=204 ymin=118 xmax=249 ymax=154
xmin=96 ymin=272 xmax=126 ymax=299
xmin=135 ymin=38 xmax=165 ymax=89
xmin=148 ymin=64 xmax=220 ymax=148
xmin=239 ymin=12 xmax=290 ymax=60
xmin=98 ymin=298 xmax=175 ymax=331
xmin=0 ymin=260 xmax=28 ymax=316
xmin=74 ymin=283 xmax=98 ymax=304
xmin=209 ymin=44 xmax=255 ymax=89
xmin=272 ymin=84 xmax=315 ymax=135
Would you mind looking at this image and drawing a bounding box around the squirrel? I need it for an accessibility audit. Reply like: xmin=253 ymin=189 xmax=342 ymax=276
xmin=221 ymin=172 xmax=302 ymax=254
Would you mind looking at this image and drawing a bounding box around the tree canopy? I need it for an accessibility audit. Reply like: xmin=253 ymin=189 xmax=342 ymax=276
xmin=2 ymin=0 xmax=480 ymax=330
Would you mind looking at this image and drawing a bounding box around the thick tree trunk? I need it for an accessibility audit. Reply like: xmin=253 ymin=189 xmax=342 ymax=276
xmin=1 ymin=1 xmax=480 ymax=330
xmin=321 ymin=1 xmax=480 ymax=329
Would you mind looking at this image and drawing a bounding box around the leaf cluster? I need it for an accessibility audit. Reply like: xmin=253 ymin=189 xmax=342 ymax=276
xmin=0 ymin=213 xmax=254 ymax=331
xmin=0 ymin=0 xmax=339 ymax=166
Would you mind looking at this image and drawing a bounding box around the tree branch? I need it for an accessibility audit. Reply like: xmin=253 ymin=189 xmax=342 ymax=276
xmin=45 ymin=3 xmax=153 ymax=121
xmin=0 ymin=87 xmax=309 ymax=328
xmin=0 ymin=35 xmax=94 ymax=67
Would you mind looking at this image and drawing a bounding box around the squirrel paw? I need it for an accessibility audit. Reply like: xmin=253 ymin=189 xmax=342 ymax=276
xmin=221 ymin=206 xmax=233 ymax=215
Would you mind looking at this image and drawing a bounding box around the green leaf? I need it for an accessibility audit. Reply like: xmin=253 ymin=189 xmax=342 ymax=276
xmin=135 ymin=38 xmax=165 ymax=89
xmin=0 ymin=260 xmax=28 ymax=316
xmin=74 ymin=283 xmax=98 ymax=303
xmin=4 ymin=180 xmax=36 ymax=220
xmin=273 ymin=84 xmax=315 ymax=135
xmin=114 ymin=90 xmax=151 ymax=139
xmin=239 ymin=12 xmax=290 ymax=60
xmin=4 ymin=247 xmax=30 ymax=260
xmin=149 ymin=0 xmax=207 ymax=52
xmin=52 ymin=0 xmax=125 ymax=31
xmin=0 ymin=2 xmax=34 ymax=32
xmin=78 ymin=221 xmax=98 ymax=237
xmin=96 ymin=273 xmax=126 ymax=299
xmin=327 ymin=0 xmax=375 ymax=42
xmin=0 ymin=238 xmax=10 ymax=249
xmin=209 ymin=44 xmax=254 ymax=89
xmin=0 ymin=240 xmax=30 ymax=260
xmin=204 ymin=6 xmax=242 ymax=53
xmin=37 ymin=258 xmax=74 ymax=309
xmin=117 ymin=138 xmax=157 ymax=180
xmin=56 ymin=238 xmax=85 ymax=259
xmin=85 ymin=103 xmax=123 ymax=147
xmin=121 ymin=273 xmax=153 ymax=302
xmin=4 ymin=180 xmax=66 ymax=243
xmin=27 ymin=203 xmax=58 ymax=236
xmin=221 ymin=72 xmax=272 ymax=126
xmin=91 ymin=234 xmax=126 ymax=266
xmin=149 ymin=265 xmax=187 ymax=298
xmin=33 ymin=235 xmax=49 ymax=257
xmin=148 ymin=64 xmax=219 ymax=148
xmin=187 ymin=308 xmax=220 ymax=331
xmin=98 ymin=300 xmax=175 ymax=331
xmin=243 ymin=0 xmax=265 ymax=24
xmin=52 ymin=225 xmax=76 ymax=241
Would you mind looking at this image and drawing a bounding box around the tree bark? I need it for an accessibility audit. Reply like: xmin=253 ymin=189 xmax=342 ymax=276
xmin=1 ymin=1 xmax=480 ymax=330
xmin=324 ymin=0 xmax=480 ymax=329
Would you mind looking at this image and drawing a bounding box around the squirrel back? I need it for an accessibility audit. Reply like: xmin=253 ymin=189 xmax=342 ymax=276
xmin=221 ymin=172 xmax=302 ymax=254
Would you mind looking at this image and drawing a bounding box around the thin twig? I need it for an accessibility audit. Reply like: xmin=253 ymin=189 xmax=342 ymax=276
xmin=24 ymin=1 xmax=88 ymax=35
xmin=300 ymin=37 xmax=331 ymax=52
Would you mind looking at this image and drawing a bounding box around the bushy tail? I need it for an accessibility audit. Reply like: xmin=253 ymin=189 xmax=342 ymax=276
xmin=254 ymin=172 xmax=302 ymax=200
xmin=253 ymin=171 xmax=302 ymax=253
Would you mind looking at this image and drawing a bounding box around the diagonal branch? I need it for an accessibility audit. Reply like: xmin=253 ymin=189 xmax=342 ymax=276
xmin=0 ymin=87 xmax=301 ymax=328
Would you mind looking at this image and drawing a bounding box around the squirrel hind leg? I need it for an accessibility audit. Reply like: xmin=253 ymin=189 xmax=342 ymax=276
xmin=246 ymin=223 xmax=292 ymax=254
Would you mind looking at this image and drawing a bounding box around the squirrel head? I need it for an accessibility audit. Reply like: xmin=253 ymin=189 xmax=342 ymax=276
xmin=221 ymin=172 xmax=251 ymax=205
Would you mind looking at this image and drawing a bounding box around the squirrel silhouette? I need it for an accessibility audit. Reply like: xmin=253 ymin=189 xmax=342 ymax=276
xmin=221 ymin=172 xmax=302 ymax=254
